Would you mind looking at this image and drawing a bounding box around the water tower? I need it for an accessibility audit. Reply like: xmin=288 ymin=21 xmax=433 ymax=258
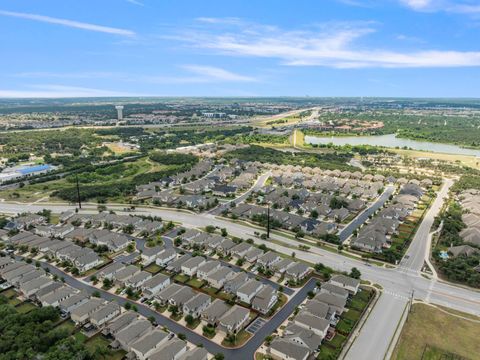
xmin=115 ymin=105 xmax=124 ymax=121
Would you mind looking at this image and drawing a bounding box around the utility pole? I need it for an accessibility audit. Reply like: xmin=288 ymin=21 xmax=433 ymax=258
xmin=409 ymin=289 xmax=414 ymax=313
xmin=267 ymin=203 xmax=270 ymax=238
xmin=76 ymin=175 xmax=82 ymax=209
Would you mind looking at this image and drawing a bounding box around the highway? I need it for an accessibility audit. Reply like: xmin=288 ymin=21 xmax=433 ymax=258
xmin=1 ymin=180 xmax=479 ymax=360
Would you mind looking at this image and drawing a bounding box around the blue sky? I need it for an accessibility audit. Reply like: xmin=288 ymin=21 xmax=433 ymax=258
xmin=1 ymin=0 xmax=480 ymax=98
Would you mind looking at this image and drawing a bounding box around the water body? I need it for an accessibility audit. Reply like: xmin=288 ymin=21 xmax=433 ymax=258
xmin=305 ymin=133 xmax=480 ymax=157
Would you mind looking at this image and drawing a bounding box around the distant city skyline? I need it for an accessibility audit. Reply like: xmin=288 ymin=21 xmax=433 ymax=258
xmin=1 ymin=0 xmax=480 ymax=98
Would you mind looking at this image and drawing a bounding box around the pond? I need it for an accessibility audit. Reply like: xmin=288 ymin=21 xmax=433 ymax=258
xmin=305 ymin=133 xmax=480 ymax=157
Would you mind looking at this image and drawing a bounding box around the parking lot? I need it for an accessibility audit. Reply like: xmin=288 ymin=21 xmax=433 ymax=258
xmin=246 ymin=317 xmax=267 ymax=334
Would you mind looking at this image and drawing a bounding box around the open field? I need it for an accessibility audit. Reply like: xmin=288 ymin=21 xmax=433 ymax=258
xmin=391 ymin=148 xmax=480 ymax=170
xmin=392 ymin=303 xmax=480 ymax=360
xmin=103 ymin=142 xmax=139 ymax=155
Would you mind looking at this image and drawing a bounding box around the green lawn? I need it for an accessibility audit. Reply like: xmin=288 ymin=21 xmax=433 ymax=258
xmin=329 ymin=333 xmax=347 ymax=349
xmin=85 ymin=334 xmax=110 ymax=351
xmin=84 ymin=334 xmax=125 ymax=360
xmin=173 ymin=274 xmax=189 ymax=283
xmin=203 ymin=286 xmax=220 ymax=296
xmin=0 ymin=288 xmax=18 ymax=298
xmin=74 ymin=332 xmax=88 ymax=343
xmin=186 ymin=278 xmax=206 ymax=289
xmin=217 ymin=291 xmax=235 ymax=301
xmin=221 ymin=330 xmax=251 ymax=347
xmin=16 ymin=302 xmax=37 ymax=314
xmin=144 ymin=263 xmax=162 ymax=274
xmin=8 ymin=298 xmax=22 ymax=306
xmin=317 ymin=344 xmax=340 ymax=360
xmin=55 ymin=320 xmax=76 ymax=335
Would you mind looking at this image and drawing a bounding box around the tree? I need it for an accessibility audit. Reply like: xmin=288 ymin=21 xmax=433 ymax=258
xmin=214 ymin=353 xmax=225 ymax=360
xmin=221 ymin=228 xmax=228 ymax=237
xmin=148 ymin=316 xmax=156 ymax=324
xmin=124 ymin=302 xmax=132 ymax=310
xmin=264 ymin=335 xmax=273 ymax=345
xmin=92 ymin=291 xmax=101 ymax=298
xmin=185 ymin=314 xmax=195 ymax=326
xmin=177 ymin=333 xmax=187 ymax=341
xmin=350 ymin=267 xmax=361 ymax=279
xmin=205 ymin=225 xmax=215 ymax=233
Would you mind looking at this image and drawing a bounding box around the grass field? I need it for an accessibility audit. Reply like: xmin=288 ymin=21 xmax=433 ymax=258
xmin=392 ymin=303 xmax=480 ymax=360
xmin=391 ymin=148 xmax=480 ymax=170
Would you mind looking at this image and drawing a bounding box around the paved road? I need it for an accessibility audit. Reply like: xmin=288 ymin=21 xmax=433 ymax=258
xmin=2 ymin=189 xmax=479 ymax=360
xmin=338 ymin=186 xmax=395 ymax=242
xmin=399 ymin=178 xmax=453 ymax=272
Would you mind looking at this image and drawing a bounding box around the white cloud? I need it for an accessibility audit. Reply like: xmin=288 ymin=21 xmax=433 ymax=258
xmin=399 ymin=0 xmax=434 ymax=10
xmin=171 ymin=18 xmax=480 ymax=68
xmin=399 ymin=0 xmax=480 ymax=14
xmin=0 ymin=10 xmax=135 ymax=36
xmin=126 ymin=0 xmax=144 ymax=6
xmin=0 ymin=85 xmax=141 ymax=98
xmin=9 ymin=66 xmax=256 ymax=85
xmin=180 ymin=65 xmax=256 ymax=82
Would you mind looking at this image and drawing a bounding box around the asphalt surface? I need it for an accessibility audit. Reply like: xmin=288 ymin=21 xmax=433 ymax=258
xmin=2 ymin=182 xmax=479 ymax=360
xmin=338 ymin=185 xmax=395 ymax=242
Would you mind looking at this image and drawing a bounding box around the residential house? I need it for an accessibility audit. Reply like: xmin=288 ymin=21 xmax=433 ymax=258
xmin=257 ymin=251 xmax=281 ymax=269
xmin=244 ymin=248 xmax=264 ymax=264
xmin=89 ymin=301 xmax=121 ymax=328
xmin=285 ymin=263 xmax=312 ymax=282
xmin=125 ymin=271 xmax=152 ymax=290
xmin=269 ymin=339 xmax=310 ymax=360
xmin=169 ymin=286 xmax=196 ymax=308
xmin=206 ymin=267 xmax=236 ymax=289
xmin=236 ymin=279 xmax=263 ymax=304
xmin=38 ymin=286 xmax=76 ymax=307
xmin=115 ymin=319 xmax=152 ymax=351
xmin=320 ymin=283 xmax=349 ymax=301
xmin=104 ymin=311 xmax=138 ymax=336
xmin=329 ymin=274 xmax=360 ymax=295
xmin=155 ymin=248 xmax=177 ymax=267
xmin=58 ymin=291 xmax=89 ymax=315
xmin=294 ymin=311 xmax=331 ymax=338
xmin=197 ymin=260 xmax=221 ymax=281
xmin=141 ymin=273 xmax=171 ymax=299
xmin=149 ymin=339 xmax=188 ymax=360
xmin=182 ymin=293 xmax=211 ymax=318
xmin=224 ymin=272 xmax=249 ymax=294
xmin=201 ymin=299 xmax=230 ymax=326
xmin=252 ymin=285 xmax=278 ymax=314
xmin=156 ymin=283 xmax=183 ymax=306
xmin=181 ymin=256 xmax=206 ymax=277
xmin=130 ymin=329 xmax=169 ymax=360
xmin=218 ymin=305 xmax=250 ymax=334
xmin=141 ymin=246 xmax=164 ymax=265
xmin=70 ymin=298 xmax=105 ymax=324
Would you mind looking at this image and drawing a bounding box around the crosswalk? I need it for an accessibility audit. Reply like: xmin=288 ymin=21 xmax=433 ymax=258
xmin=383 ymin=290 xmax=410 ymax=301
